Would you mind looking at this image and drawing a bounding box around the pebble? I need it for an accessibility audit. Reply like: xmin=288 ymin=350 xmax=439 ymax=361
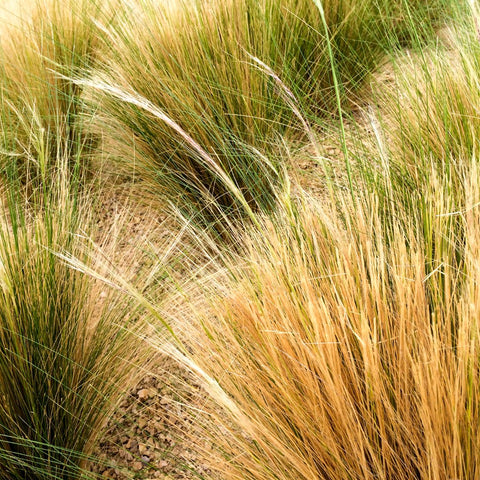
xmin=125 ymin=438 xmax=138 ymax=450
xmin=138 ymin=388 xmax=152 ymax=400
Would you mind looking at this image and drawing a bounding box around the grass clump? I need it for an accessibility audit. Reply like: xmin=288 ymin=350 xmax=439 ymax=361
xmin=0 ymin=0 xmax=477 ymax=478
xmin=0 ymin=154 xmax=148 ymax=479
xmin=368 ymin=24 xmax=480 ymax=203
xmin=87 ymin=0 xmax=450 ymax=229
xmin=165 ymin=172 xmax=480 ymax=479
xmin=353 ymin=13 xmax=480 ymax=304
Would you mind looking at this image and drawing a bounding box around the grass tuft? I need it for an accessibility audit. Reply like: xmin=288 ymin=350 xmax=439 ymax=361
xmin=0 ymin=150 xmax=148 ymax=480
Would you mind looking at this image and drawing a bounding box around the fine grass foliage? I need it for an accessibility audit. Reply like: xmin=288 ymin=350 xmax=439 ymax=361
xmin=163 ymin=173 xmax=480 ymax=479
xmin=354 ymin=14 xmax=480 ymax=301
xmin=368 ymin=24 xmax=480 ymax=202
xmin=87 ymin=0 xmax=450 ymax=228
xmin=0 ymin=0 xmax=116 ymax=187
xmin=0 ymin=154 xmax=148 ymax=480
xmin=0 ymin=0 xmax=477 ymax=478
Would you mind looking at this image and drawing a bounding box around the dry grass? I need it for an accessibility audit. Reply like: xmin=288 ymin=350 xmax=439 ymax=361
xmin=160 ymin=166 xmax=480 ymax=479
xmin=362 ymin=18 xmax=480 ymax=204
xmin=0 ymin=1 xmax=476 ymax=479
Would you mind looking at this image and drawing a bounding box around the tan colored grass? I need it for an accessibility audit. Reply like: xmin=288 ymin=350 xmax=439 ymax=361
xmin=158 ymin=167 xmax=480 ymax=479
xmin=0 ymin=0 xmax=118 ymax=184
xmin=364 ymin=22 xmax=480 ymax=188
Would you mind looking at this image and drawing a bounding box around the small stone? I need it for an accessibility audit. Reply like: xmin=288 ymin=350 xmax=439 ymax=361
xmin=138 ymin=388 xmax=151 ymax=400
xmin=146 ymin=424 xmax=156 ymax=435
xmin=159 ymin=460 xmax=169 ymax=469
xmin=125 ymin=438 xmax=138 ymax=450
xmin=132 ymin=461 xmax=143 ymax=471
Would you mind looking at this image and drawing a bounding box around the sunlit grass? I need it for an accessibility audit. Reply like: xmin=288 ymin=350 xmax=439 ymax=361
xmin=159 ymin=158 xmax=480 ymax=479
xmin=0 ymin=0 xmax=477 ymax=479
xmin=0 ymin=0 xmax=117 ymax=188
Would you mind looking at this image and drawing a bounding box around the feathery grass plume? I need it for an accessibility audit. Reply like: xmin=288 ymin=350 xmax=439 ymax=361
xmin=0 ymin=145 xmax=154 ymax=479
xmin=0 ymin=0 xmax=117 ymax=188
xmin=77 ymin=74 xmax=279 ymax=238
xmin=154 ymin=160 xmax=480 ymax=478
